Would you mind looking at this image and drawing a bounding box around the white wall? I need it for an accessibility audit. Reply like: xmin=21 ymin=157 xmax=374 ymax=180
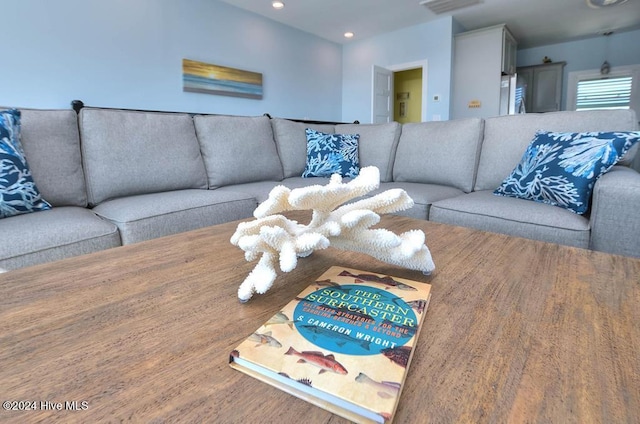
xmin=341 ymin=17 xmax=456 ymax=123
xmin=1 ymin=0 xmax=343 ymax=121
xmin=517 ymin=29 xmax=640 ymax=111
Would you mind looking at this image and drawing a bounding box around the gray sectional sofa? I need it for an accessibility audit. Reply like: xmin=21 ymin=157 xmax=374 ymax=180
xmin=1 ymin=106 xmax=639 ymax=271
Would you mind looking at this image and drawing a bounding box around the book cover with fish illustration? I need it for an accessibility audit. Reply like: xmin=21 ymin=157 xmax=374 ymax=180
xmin=229 ymin=266 xmax=432 ymax=424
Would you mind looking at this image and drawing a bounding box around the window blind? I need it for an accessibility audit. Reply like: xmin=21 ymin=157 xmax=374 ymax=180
xmin=575 ymin=76 xmax=632 ymax=110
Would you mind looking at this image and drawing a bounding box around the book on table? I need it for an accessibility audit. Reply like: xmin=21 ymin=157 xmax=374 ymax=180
xmin=229 ymin=266 xmax=432 ymax=424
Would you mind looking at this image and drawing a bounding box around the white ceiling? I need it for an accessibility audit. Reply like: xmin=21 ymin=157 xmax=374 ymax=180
xmin=219 ymin=0 xmax=640 ymax=48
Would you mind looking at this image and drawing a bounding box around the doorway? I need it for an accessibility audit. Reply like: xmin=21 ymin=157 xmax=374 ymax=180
xmin=394 ymin=68 xmax=423 ymax=123
xmin=371 ymin=60 xmax=427 ymax=123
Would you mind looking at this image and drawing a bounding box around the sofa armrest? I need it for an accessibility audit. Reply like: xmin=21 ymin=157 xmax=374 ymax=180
xmin=589 ymin=166 xmax=640 ymax=257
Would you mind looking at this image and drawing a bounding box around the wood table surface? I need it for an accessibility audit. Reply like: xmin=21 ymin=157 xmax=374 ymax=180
xmin=1 ymin=212 xmax=638 ymax=423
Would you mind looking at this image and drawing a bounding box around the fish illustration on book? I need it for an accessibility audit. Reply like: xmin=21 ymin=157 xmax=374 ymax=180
xmin=299 ymin=324 xmax=371 ymax=350
xmin=339 ymin=270 xmax=417 ymax=291
xmin=381 ymin=345 xmax=412 ymax=368
xmin=355 ymin=372 xmax=401 ymax=399
xmin=279 ymin=372 xmax=313 ymax=387
xmin=264 ymin=311 xmax=295 ymax=330
xmin=407 ymin=299 xmax=428 ymax=314
xmin=314 ymin=279 xmax=340 ymax=288
xmin=248 ymin=331 xmax=282 ymax=348
xmin=285 ymin=347 xmax=348 ymax=375
xmin=315 ymin=280 xmax=356 ymax=295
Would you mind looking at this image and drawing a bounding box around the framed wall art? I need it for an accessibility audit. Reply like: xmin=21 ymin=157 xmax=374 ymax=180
xmin=182 ymin=58 xmax=263 ymax=99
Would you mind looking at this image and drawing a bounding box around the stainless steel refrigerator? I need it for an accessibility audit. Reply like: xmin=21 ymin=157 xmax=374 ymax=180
xmin=499 ymin=74 xmax=527 ymax=115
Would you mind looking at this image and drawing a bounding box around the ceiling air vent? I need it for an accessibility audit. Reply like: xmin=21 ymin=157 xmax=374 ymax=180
xmin=419 ymin=0 xmax=481 ymax=14
xmin=586 ymin=0 xmax=628 ymax=7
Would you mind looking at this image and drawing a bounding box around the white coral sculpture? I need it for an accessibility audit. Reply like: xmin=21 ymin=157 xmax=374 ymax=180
xmin=230 ymin=166 xmax=435 ymax=302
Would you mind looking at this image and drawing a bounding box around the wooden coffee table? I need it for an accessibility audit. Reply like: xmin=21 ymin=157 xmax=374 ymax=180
xmin=1 ymin=212 xmax=638 ymax=423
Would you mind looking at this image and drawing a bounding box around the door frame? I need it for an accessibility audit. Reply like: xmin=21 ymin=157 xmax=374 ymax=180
xmin=371 ymin=60 xmax=428 ymax=123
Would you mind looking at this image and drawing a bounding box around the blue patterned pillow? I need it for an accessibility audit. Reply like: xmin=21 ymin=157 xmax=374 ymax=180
xmin=1 ymin=109 xmax=51 ymax=218
xmin=302 ymin=128 xmax=360 ymax=178
xmin=495 ymin=130 xmax=640 ymax=214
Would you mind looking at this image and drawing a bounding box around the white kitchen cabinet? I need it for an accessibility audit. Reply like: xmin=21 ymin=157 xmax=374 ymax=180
xmin=517 ymin=62 xmax=566 ymax=113
xmin=502 ymin=29 xmax=517 ymax=75
xmin=452 ymin=24 xmax=517 ymax=119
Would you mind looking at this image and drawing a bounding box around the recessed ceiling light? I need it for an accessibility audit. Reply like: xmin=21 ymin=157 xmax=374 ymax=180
xmin=344 ymin=32 xmax=354 ymax=39
xmin=272 ymin=1 xmax=284 ymax=9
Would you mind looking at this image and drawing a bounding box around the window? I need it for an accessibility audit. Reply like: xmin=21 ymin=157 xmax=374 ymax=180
xmin=576 ymin=76 xmax=632 ymax=110
xmin=568 ymin=65 xmax=640 ymax=113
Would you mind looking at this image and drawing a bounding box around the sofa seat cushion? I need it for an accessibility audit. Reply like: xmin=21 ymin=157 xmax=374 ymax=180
xmin=214 ymin=181 xmax=284 ymax=204
xmin=216 ymin=177 xmax=357 ymax=207
xmin=92 ymin=189 xmax=256 ymax=245
xmin=194 ymin=115 xmax=283 ymax=188
xmin=219 ymin=176 xmax=364 ymax=208
xmin=393 ymin=118 xmax=483 ymax=192
xmin=0 ymin=206 xmax=120 ymax=270
xmin=235 ymin=178 xmax=460 ymax=221
xmin=376 ymin=182 xmax=465 ymax=220
xmin=80 ymin=108 xmax=208 ymax=205
xmin=268 ymin=176 xmax=352 ymax=203
xmin=430 ymin=190 xmax=590 ymax=248
xmin=280 ymin=176 xmax=349 ymax=190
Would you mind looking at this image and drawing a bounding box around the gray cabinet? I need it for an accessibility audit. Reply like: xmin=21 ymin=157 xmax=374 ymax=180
xmin=452 ymin=24 xmax=517 ymax=119
xmin=517 ymin=62 xmax=566 ymax=113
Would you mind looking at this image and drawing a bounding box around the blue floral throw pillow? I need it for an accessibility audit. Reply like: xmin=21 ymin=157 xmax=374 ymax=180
xmin=0 ymin=109 xmax=51 ymax=218
xmin=302 ymin=128 xmax=360 ymax=178
xmin=495 ymin=130 xmax=640 ymax=214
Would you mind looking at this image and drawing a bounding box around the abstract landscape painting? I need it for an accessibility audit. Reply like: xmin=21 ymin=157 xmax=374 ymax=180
xmin=182 ymin=58 xmax=263 ymax=99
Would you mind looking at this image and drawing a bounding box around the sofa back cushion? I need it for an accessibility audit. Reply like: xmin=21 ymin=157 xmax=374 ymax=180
xmin=19 ymin=109 xmax=88 ymax=207
xmin=393 ymin=118 xmax=484 ymax=192
xmin=336 ymin=122 xmax=401 ymax=183
xmin=194 ymin=115 xmax=284 ymax=188
xmin=271 ymin=118 xmax=335 ymax=178
xmin=475 ymin=109 xmax=639 ymax=191
xmin=80 ymin=108 xmax=207 ymax=205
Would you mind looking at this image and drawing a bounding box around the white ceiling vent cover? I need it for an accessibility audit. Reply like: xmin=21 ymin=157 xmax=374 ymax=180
xmin=585 ymin=0 xmax=629 ymax=8
xmin=419 ymin=0 xmax=481 ymax=14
